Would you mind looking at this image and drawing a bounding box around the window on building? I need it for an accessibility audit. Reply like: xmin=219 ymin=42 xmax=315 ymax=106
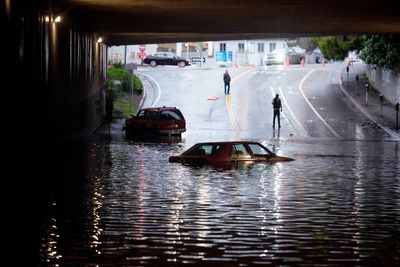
xmin=220 ymin=43 xmax=226 ymax=51
xmin=269 ymin=43 xmax=276 ymax=53
xmin=238 ymin=43 xmax=245 ymax=52
xmin=258 ymin=43 xmax=264 ymax=53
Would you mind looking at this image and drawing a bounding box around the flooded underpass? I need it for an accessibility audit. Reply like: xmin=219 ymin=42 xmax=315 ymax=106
xmin=37 ymin=135 xmax=400 ymax=267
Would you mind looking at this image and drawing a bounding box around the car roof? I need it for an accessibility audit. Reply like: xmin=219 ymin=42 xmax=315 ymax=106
xmin=193 ymin=141 xmax=263 ymax=145
xmin=140 ymin=106 xmax=179 ymax=112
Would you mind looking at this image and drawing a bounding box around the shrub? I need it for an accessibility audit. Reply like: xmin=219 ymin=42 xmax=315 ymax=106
xmin=108 ymin=67 xmax=130 ymax=92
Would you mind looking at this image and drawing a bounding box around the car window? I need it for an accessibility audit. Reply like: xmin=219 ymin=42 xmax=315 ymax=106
xmin=232 ymin=144 xmax=249 ymax=157
xmin=184 ymin=144 xmax=213 ymax=156
xmin=200 ymin=145 xmax=213 ymax=155
xmin=248 ymin=143 xmax=274 ymax=157
xmin=136 ymin=109 xmax=146 ymax=119
xmin=148 ymin=111 xmax=158 ymax=120
xmin=160 ymin=110 xmax=183 ymax=120
xmin=211 ymin=144 xmax=225 ymax=155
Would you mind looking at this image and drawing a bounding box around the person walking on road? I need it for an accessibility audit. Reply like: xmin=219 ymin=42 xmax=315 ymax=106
xmin=272 ymin=94 xmax=282 ymax=128
xmin=223 ymin=69 xmax=231 ymax=94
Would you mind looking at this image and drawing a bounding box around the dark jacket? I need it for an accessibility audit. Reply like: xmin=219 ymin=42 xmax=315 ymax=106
xmin=272 ymin=97 xmax=282 ymax=110
xmin=223 ymin=72 xmax=231 ymax=83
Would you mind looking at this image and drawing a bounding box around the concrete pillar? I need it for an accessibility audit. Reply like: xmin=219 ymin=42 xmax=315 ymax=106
xmin=208 ymin=41 xmax=213 ymax=57
xmin=176 ymin=43 xmax=182 ymax=57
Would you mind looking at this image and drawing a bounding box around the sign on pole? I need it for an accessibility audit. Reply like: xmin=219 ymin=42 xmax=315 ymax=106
xmin=191 ymin=57 xmax=206 ymax=63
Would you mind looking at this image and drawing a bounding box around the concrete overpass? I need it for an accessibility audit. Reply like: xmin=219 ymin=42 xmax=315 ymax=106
xmin=59 ymin=0 xmax=400 ymax=45
xmin=4 ymin=0 xmax=400 ymax=142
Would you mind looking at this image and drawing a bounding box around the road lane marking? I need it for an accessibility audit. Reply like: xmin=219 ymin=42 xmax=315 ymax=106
xmin=225 ymin=69 xmax=255 ymax=135
xmin=299 ymin=69 xmax=341 ymax=138
xmin=137 ymin=72 xmax=161 ymax=107
xmin=226 ymin=94 xmax=240 ymax=135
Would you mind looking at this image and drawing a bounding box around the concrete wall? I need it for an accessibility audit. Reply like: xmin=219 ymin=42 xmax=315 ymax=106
xmin=366 ymin=66 xmax=400 ymax=105
xmin=6 ymin=0 xmax=108 ymax=143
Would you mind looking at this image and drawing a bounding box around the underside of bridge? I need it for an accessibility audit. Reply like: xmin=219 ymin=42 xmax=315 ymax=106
xmin=63 ymin=0 xmax=400 ymax=45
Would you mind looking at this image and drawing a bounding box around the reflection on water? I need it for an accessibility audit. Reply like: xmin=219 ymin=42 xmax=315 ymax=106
xmin=36 ymin=138 xmax=400 ymax=266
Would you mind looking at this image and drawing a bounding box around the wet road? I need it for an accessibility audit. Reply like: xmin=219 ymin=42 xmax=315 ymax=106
xmin=139 ymin=63 xmax=395 ymax=146
xmin=27 ymin=64 xmax=400 ymax=266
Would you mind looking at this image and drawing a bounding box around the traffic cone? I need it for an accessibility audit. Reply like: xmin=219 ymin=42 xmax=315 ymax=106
xmin=285 ymin=57 xmax=290 ymax=68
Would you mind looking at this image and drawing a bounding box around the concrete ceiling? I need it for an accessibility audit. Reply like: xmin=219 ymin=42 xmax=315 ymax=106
xmin=62 ymin=0 xmax=400 ymax=45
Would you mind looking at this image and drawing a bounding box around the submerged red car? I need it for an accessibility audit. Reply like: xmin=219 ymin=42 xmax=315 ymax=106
xmin=169 ymin=141 xmax=294 ymax=166
xmin=125 ymin=106 xmax=186 ymax=136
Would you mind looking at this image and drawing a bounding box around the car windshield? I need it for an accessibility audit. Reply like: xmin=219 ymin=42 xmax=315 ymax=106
xmin=248 ymin=143 xmax=274 ymax=157
xmin=160 ymin=110 xmax=184 ymax=120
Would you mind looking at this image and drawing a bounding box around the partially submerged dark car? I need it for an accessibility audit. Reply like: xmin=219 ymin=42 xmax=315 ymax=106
xmin=169 ymin=141 xmax=294 ymax=166
xmin=125 ymin=106 xmax=186 ymax=137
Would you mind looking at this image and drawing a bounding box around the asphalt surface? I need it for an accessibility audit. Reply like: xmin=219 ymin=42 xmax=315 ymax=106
xmin=104 ymin=62 xmax=400 ymax=143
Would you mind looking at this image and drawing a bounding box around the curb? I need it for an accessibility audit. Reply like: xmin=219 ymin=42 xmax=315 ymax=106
xmin=136 ymin=73 xmax=147 ymax=110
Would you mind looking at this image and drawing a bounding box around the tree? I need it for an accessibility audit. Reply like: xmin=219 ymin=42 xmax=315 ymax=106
xmin=360 ymin=35 xmax=400 ymax=70
xmin=297 ymin=37 xmax=319 ymax=52
xmin=311 ymin=35 xmax=365 ymax=61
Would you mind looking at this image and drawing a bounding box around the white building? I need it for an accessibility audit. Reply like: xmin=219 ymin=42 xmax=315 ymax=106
xmin=212 ymin=39 xmax=288 ymax=66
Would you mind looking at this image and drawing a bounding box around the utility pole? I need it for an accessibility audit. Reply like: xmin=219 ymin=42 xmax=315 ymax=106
xmin=355 ymin=74 xmax=359 ymax=95
xmin=396 ymin=103 xmax=399 ymax=130
xmin=124 ymin=45 xmax=127 ymax=68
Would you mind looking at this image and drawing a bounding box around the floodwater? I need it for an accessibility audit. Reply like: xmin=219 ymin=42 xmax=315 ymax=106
xmin=34 ymin=135 xmax=400 ymax=267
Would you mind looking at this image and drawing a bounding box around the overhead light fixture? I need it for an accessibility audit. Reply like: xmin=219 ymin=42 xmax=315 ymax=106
xmin=97 ymin=37 xmax=103 ymax=43
xmin=55 ymin=16 xmax=61 ymax=23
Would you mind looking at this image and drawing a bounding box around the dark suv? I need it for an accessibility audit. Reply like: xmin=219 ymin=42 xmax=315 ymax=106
xmin=124 ymin=106 xmax=186 ymax=136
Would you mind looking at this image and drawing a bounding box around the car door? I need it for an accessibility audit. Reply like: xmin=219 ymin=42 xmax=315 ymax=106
xmin=131 ymin=109 xmax=147 ymax=130
xmin=163 ymin=53 xmax=176 ymax=65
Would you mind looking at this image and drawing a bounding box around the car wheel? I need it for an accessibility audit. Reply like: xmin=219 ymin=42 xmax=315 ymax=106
xmin=150 ymin=60 xmax=157 ymax=67
xmin=179 ymin=61 xmax=186 ymax=68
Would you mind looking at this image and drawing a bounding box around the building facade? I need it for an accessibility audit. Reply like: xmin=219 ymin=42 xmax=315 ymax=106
xmin=108 ymin=40 xmax=289 ymax=66
xmin=212 ymin=39 xmax=288 ymax=66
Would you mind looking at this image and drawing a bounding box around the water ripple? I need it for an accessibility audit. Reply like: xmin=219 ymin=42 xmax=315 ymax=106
xmin=39 ymin=139 xmax=400 ymax=266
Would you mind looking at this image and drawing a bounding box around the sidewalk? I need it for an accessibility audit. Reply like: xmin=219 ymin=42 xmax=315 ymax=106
xmin=339 ymin=62 xmax=400 ymax=139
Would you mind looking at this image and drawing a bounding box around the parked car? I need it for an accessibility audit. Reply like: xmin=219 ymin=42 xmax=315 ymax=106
xmin=265 ymin=48 xmax=305 ymax=65
xmin=142 ymin=52 xmax=191 ymax=67
xmin=124 ymin=106 xmax=186 ymax=136
xmin=169 ymin=141 xmax=294 ymax=166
